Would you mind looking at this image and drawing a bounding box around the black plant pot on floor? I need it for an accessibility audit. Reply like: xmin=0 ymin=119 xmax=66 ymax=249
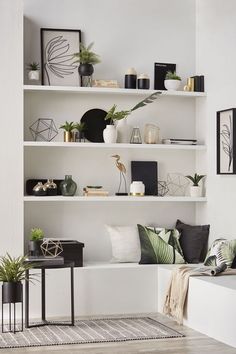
xmin=2 ymin=281 xmax=23 ymax=304
xmin=2 ymin=281 xmax=23 ymax=333
xmin=78 ymin=64 xmax=94 ymax=87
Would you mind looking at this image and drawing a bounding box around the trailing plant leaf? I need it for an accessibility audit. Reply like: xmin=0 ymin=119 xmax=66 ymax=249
xmin=131 ymin=92 xmax=160 ymax=112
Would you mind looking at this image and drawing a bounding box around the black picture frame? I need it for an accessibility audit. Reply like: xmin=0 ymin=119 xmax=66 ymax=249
xmin=41 ymin=28 xmax=81 ymax=86
xmin=217 ymin=108 xmax=236 ymax=174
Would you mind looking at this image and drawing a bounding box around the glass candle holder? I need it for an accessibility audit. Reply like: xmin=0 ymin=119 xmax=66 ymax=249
xmin=144 ymin=124 xmax=160 ymax=144
xmin=130 ymin=127 xmax=142 ymax=144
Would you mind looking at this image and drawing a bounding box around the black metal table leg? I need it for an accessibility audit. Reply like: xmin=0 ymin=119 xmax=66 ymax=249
xmin=71 ymin=266 xmax=74 ymax=326
xmin=41 ymin=269 xmax=46 ymax=322
xmin=25 ymin=269 xmax=29 ymax=328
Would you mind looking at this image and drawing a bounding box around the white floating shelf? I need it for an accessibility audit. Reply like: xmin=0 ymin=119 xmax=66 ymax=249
xmin=24 ymin=196 xmax=207 ymax=202
xmin=24 ymin=85 xmax=206 ymax=97
xmin=23 ymin=141 xmax=206 ymax=150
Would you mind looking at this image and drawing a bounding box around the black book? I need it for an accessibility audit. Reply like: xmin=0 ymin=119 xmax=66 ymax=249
xmin=200 ymin=75 xmax=205 ymax=92
xmin=131 ymin=161 xmax=158 ymax=196
xmin=192 ymin=76 xmax=201 ymax=92
xmin=154 ymin=62 xmax=176 ymax=90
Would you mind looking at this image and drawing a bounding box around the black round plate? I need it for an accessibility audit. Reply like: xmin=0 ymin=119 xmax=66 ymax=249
xmin=81 ymin=109 xmax=110 ymax=142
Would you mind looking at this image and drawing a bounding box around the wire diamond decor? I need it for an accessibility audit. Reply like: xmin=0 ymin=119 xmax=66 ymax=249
xmin=40 ymin=239 xmax=63 ymax=258
xmin=29 ymin=118 xmax=58 ymax=141
xmin=158 ymin=181 xmax=169 ymax=196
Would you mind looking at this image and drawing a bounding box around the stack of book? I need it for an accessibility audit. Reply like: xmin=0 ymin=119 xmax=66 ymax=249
xmin=162 ymin=138 xmax=197 ymax=145
xmin=83 ymin=186 xmax=109 ymax=197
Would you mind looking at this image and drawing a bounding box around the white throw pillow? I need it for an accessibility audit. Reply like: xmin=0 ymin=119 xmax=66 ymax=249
xmin=105 ymin=225 xmax=141 ymax=263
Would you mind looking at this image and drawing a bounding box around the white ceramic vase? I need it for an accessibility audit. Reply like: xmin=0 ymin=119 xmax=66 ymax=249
xmin=190 ymin=186 xmax=201 ymax=197
xmin=103 ymin=125 xmax=117 ymax=143
xmin=164 ymin=79 xmax=181 ymax=91
xmin=130 ymin=181 xmax=145 ymax=196
xmin=28 ymin=70 xmax=40 ymax=81
xmin=116 ymin=118 xmax=132 ymax=143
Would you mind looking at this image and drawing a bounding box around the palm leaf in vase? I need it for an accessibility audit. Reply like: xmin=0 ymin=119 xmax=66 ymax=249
xmin=44 ymin=36 xmax=78 ymax=85
xmin=131 ymin=92 xmax=161 ymax=111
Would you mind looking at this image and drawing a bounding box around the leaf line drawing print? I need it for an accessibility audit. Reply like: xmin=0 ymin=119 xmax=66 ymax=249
xmin=221 ymin=114 xmax=233 ymax=172
xmin=44 ymin=35 xmax=77 ymax=85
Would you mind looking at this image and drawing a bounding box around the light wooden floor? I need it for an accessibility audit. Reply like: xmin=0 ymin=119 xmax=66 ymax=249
xmin=2 ymin=313 xmax=235 ymax=354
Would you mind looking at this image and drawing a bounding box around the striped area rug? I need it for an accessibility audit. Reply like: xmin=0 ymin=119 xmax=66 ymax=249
xmin=0 ymin=317 xmax=184 ymax=348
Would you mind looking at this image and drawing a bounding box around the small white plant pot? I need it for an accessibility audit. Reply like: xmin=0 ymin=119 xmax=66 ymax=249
xmin=164 ymin=79 xmax=181 ymax=91
xmin=190 ymin=186 xmax=202 ymax=197
xmin=28 ymin=70 xmax=40 ymax=81
xmin=103 ymin=125 xmax=117 ymax=143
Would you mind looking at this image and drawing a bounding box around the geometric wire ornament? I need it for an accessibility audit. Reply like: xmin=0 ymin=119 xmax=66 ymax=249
xmin=158 ymin=180 xmax=169 ymax=197
xmin=40 ymin=239 xmax=63 ymax=258
xmin=29 ymin=118 xmax=58 ymax=142
xmin=166 ymin=173 xmax=189 ymax=196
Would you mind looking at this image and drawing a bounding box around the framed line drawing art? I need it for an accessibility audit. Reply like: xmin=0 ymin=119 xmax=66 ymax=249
xmin=41 ymin=28 xmax=81 ymax=86
xmin=217 ymin=108 xmax=236 ymax=174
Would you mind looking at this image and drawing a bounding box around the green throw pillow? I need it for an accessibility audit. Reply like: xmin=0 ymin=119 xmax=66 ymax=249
xmin=204 ymin=238 xmax=236 ymax=267
xmin=137 ymin=224 xmax=185 ymax=264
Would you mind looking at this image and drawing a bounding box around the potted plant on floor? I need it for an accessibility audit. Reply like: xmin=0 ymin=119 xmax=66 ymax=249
xmin=27 ymin=62 xmax=40 ymax=81
xmin=164 ymin=71 xmax=181 ymax=91
xmin=29 ymin=227 xmax=44 ymax=256
xmin=0 ymin=254 xmax=34 ymax=305
xmin=73 ymin=42 xmax=100 ymax=87
xmin=104 ymin=92 xmax=160 ymax=143
xmin=59 ymin=121 xmax=75 ymax=142
xmin=186 ymin=173 xmax=205 ymax=197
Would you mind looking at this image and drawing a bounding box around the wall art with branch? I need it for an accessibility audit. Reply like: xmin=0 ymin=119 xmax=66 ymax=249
xmin=217 ymin=108 xmax=236 ymax=174
xmin=41 ymin=28 xmax=81 ymax=86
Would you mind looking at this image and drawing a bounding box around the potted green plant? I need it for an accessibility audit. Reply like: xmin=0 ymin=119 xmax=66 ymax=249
xmin=73 ymin=42 xmax=100 ymax=87
xmin=29 ymin=228 xmax=44 ymax=256
xmin=103 ymin=92 xmax=160 ymax=143
xmin=0 ymin=254 xmax=34 ymax=305
xmin=73 ymin=122 xmax=86 ymax=142
xmin=164 ymin=71 xmax=181 ymax=91
xmin=185 ymin=173 xmax=205 ymax=197
xmin=27 ymin=62 xmax=40 ymax=81
xmin=59 ymin=121 xmax=75 ymax=142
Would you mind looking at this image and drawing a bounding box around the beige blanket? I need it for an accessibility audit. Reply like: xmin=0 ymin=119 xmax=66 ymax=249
xmin=163 ymin=265 xmax=236 ymax=324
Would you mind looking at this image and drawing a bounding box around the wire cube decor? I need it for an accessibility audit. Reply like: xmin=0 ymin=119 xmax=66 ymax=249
xmin=40 ymin=239 xmax=63 ymax=258
xmin=29 ymin=118 xmax=58 ymax=142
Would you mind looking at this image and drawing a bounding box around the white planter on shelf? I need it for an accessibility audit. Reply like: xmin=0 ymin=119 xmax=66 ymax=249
xmin=164 ymin=79 xmax=181 ymax=91
xmin=116 ymin=118 xmax=132 ymax=143
xmin=103 ymin=125 xmax=117 ymax=143
xmin=28 ymin=70 xmax=40 ymax=81
xmin=190 ymin=186 xmax=202 ymax=197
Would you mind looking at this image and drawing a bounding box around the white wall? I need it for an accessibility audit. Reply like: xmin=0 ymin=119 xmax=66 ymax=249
xmin=0 ymin=0 xmax=23 ymax=255
xmin=196 ymin=0 xmax=236 ymax=242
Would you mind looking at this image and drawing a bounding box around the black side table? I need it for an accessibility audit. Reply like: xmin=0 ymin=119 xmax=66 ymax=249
xmin=25 ymin=261 xmax=75 ymax=328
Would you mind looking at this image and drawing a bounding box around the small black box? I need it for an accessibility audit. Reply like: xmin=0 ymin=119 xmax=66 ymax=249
xmin=60 ymin=240 xmax=84 ymax=267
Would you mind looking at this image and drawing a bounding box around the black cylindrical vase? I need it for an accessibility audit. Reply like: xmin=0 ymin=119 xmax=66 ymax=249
xmin=2 ymin=282 xmax=23 ymax=304
xmin=138 ymin=74 xmax=150 ymax=89
xmin=124 ymin=68 xmax=137 ymax=89
xmin=28 ymin=240 xmax=43 ymax=256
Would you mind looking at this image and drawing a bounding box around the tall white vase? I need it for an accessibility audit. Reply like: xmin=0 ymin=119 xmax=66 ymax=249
xmin=103 ymin=125 xmax=117 ymax=143
xmin=116 ymin=119 xmax=132 ymax=143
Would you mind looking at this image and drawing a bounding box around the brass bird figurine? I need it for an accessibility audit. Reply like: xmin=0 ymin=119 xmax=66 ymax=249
xmin=111 ymin=155 xmax=127 ymax=195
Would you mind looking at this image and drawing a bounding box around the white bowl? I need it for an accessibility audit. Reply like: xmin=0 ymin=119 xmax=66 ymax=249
xmin=164 ymin=79 xmax=181 ymax=91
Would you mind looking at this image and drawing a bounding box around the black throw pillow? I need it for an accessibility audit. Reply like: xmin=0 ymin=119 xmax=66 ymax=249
xmin=176 ymin=219 xmax=210 ymax=263
xmin=231 ymin=255 xmax=236 ymax=268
